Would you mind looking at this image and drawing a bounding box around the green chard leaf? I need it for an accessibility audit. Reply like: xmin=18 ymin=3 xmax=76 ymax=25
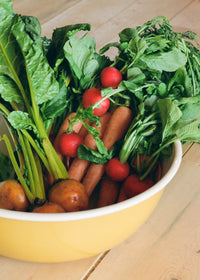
xmin=8 ymin=111 xmax=37 ymax=131
xmin=11 ymin=15 xmax=59 ymax=105
xmin=0 ymin=74 xmax=23 ymax=103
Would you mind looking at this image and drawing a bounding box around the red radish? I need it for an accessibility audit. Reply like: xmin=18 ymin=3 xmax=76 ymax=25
xmin=100 ymin=66 xmax=122 ymax=89
xmin=123 ymin=174 xmax=154 ymax=198
xmin=59 ymin=132 xmax=83 ymax=158
xmin=82 ymin=88 xmax=110 ymax=116
xmin=53 ymin=112 xmax=82 ymax=152
xmin=105 ymin=158 xmax=130 ymax=181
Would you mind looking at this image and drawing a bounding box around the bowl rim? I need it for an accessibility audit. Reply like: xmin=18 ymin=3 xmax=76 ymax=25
xmin=0 ymin=140 xmax=182 ymax=222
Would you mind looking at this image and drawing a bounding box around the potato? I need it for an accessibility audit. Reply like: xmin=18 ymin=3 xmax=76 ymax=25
xmin=0 ymin=180 xmax=29 ymax=211
xmin=33 ymin=202 xmax=65 ymax=213
xmin=48 ymin=179 xmax=89 ymax=212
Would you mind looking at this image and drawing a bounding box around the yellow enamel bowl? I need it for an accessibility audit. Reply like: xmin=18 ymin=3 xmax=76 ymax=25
xmin=0 ymin=118 xmax=182 ymax=263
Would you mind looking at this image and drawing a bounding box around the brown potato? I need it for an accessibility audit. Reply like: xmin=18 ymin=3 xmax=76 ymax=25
xmin=33 ymin=202 xmax=65 ymax=213
xmin=49 ymin=179 xmax=89 ymax=212
xmin=0 ymin=180 xmax=29 ymax=211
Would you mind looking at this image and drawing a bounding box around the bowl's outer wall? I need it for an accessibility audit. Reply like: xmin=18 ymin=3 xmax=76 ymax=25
xmin=0 ymin=189 xmax=163 ymax=262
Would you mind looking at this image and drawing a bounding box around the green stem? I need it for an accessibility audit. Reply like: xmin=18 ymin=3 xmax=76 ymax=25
xmin=33 ymin=153 xmax=46 ymax=200
xmin=139 ymin=153 xmax=160 ymax=180
xmin=18 ymin=131 xmax=36 ymax=196
xmin=0 ymin=103 xmax=10 ymax=116
xmin=42 ymin=137 xmax=69 ymax=180
xmin=21 ymin=129 xmax=51 ymax=174
xmin=1 ymin=134 xmax=34 ymax=204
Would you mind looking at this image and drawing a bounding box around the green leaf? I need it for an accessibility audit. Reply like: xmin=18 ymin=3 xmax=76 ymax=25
xmin=47 ymin=23 xmax=91 ymax=66
xmin=141 ymin=48 xmax=187 ymax=72
xmin=41 ymin=83 xmax=67 ymax=121
xmin=78 ymin=144 xmax=109 ymax=164
xmin=0 ymin=10 xmax=24 ymax=82
xmin=173 ymin=119 xmax=200 ymax=141
xmin=64 ymin=35 xmax=110 ymax=89
xmin=8 ymin=111 xmax=37 ymax=131
xmin=11 ymin=15 xmax=59 ymax=105
xmin=157 ymin=98 xmax=182 ymax=140
xmin=0 ymin=74 xmax=23 ymax=103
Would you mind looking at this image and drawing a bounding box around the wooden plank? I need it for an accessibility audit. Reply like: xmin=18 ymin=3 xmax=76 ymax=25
xmin=86 ymin=143 xmax=200 ymax=279
xmin=41 ymin=0 xmax=192 ymax=48
xmin=12 ymin=0 xmax=81 ymax=23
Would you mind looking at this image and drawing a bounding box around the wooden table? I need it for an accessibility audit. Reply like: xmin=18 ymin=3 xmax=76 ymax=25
xmin=2 ymin=0 xmax=200 ymax=279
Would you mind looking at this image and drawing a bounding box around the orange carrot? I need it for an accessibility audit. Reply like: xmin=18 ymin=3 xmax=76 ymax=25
xmin=53 ymin=112 xmax=82 ymax=152
xmin=82 ymin=106 xmax=132 ymax=196
xmin=97 ymin=177 xmax=120 ymax=208
xmin=68 ymin=112 xmax=111 ymax=181
xmin=117 ymin=186 xmax=129 ymax=203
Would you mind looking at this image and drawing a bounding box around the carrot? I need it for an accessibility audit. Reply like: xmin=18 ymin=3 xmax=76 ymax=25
xmin=53 ymin=112 xmax=82 ymax=152
xmin=97 ymin=177 xmax=120 ymax=208
xmin=82 ymin=106 xmax=132 ymax=196
xmin=117 ymin=186 xmax=129 ymax=202
xmin=68 ymin=112 xmax=111 ymax=181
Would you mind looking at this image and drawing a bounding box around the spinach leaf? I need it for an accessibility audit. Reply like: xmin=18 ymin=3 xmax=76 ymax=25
xmin=157 ymin=98 xmax=182 ymax=140
xmin=63 ymin=35 xmax=110 ymax=90
xmin=141 ymin=48 xmax=187 ymax=72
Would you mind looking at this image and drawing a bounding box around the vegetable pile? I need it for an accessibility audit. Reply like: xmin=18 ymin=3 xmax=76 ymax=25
xmin=1 ymin=0 xmax=200 ymax=212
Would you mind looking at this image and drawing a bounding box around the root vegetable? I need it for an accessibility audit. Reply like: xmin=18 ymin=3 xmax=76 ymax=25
xmin=82 ymin=106 xmax=132 ymax=196
xmin=123 ymin=174 xmax=154 ymax=198
xmin=32 ymin=202 xmax=65 ymax=213
xmin=59 ymin=132 xmax=84 ymax=157
xmin=49 ymin=179 xmax=89 ymax=212
xmin=68 ymin=112 xmax=111 ymax=181
xmin=117 ymin=186 xmax=129 ymax=202
xmin=100 ymin=66 xmax=122 ymax=89
xmin=97 ymin=177 xmax=120 ymax=208
xmin=0 ymin=180 xmax=29 ymax=211
xmin=53 ymin=112 xmax=82 ymax=152
xmin=105 ymin=158 xmax=130 ymax=181
xmin=82 ymin=88 xmax=110 ymax=116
